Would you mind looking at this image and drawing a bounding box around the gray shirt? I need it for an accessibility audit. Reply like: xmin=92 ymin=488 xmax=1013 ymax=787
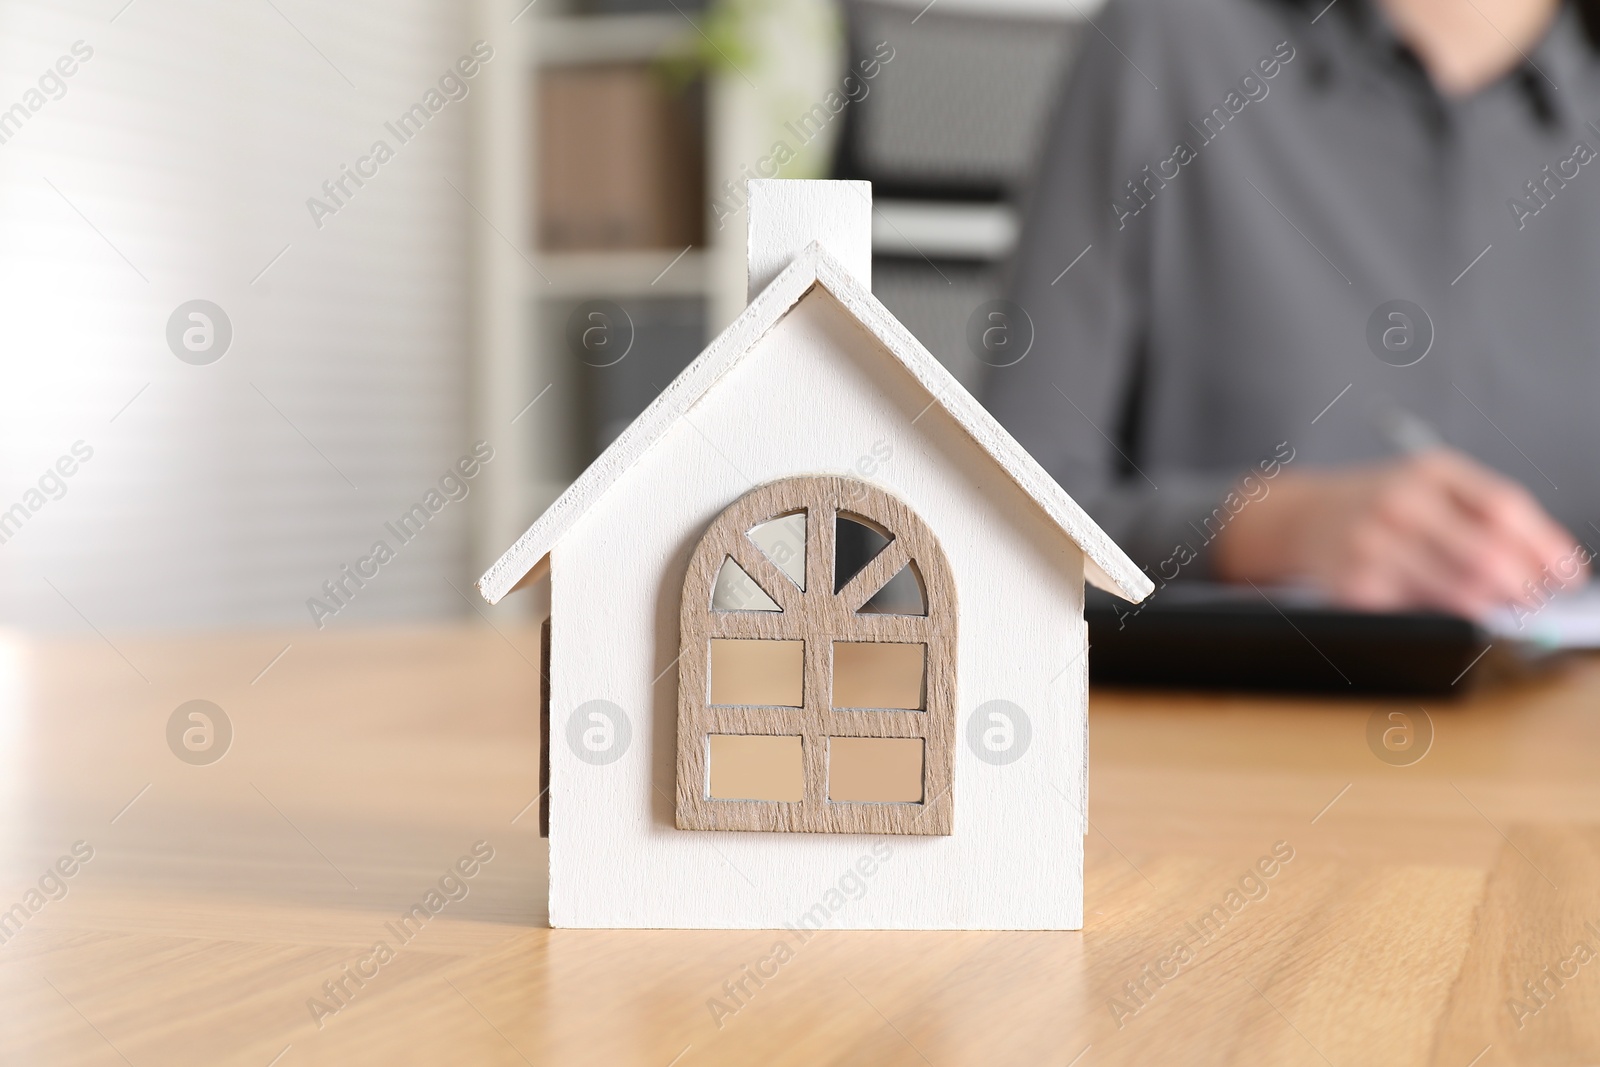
xmin=985 ymin=0 xmax=1600 ymax=576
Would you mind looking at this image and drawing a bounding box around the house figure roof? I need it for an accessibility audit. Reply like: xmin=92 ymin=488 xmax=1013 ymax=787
xmin=478 ymin=238 xmax=1153 ymax=607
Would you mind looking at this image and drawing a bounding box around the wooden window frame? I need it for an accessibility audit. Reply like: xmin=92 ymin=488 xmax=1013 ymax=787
xmin=675 ymin=475 xmax=956 ymax=836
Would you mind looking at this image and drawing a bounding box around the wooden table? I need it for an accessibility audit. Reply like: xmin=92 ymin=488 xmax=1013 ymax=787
xmin=3 ymin=626 xmax=1599 ymax=1066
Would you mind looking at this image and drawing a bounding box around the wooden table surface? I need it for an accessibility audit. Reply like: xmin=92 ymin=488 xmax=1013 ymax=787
xmin=3 ymin=625 xmax=1600 ymax=1066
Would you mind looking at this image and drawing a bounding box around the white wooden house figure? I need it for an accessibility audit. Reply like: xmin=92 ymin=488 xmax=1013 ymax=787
xmin=479 ymin=180 xmax=1151 ymax=930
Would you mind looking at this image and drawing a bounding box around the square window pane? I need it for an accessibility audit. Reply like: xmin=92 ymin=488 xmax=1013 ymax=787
xmin=832 ymin=642 xmax=925 ymax=709
xmin=710 ymin=639 xmax=804 ymax=706
xmin=709 ymin=735 xmax=804 ymax=801
xmin=828 ymin=737 xmax=924 ymax=802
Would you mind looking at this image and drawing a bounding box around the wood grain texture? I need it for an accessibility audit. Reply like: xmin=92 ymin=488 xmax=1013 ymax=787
xmin=675 ymin=475 xmax=956 ymax=836
xmin=476 ymin=231 xmax=1153 ymax=605
xmin=7 ymin=629 xmax=1600 ymax=1064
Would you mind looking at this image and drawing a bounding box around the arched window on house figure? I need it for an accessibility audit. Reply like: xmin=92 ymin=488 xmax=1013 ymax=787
xmin=675 ymin=475 xmax=956 ymax=836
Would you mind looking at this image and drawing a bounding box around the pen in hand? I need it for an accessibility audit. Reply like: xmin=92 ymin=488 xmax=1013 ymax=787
xmin=1216 ymin=400 xmax=1586 ymax=615
xmin=1372 ymin=403 xmax=1442 ymax=456
xmin=1361 ymin=402 xmax=1587 ymax=611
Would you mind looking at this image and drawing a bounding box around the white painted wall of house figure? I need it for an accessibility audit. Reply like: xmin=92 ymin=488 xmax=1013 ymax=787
xmin=480 ymin=179 xmax=1150 ymax=930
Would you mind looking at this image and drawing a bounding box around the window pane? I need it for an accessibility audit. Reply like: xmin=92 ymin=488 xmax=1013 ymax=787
xmin=711 ymin=557 xmax=780 ymax=611
xmin=835 ymin=514 xmax=891 ymax=592
xmin=828 ymin=737 xmax=924 ymax=802
xmin=859 ymin=561 xmax=927 ymax=616
xmin=832 ymin=642 xmax=925 ymax=709
xmin=710 ymin=639 xmax=804 ymax=706
xmin=709 ymin=735 xmax=804 ymax=801
xmin=748 ymin=512 xmax=806 ymax=590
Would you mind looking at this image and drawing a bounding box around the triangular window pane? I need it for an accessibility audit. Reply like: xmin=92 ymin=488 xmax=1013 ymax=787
xmin=712 ymin=557 xmax=781 ymax=611
xmin=748 ymin=513 xmax=806 ymax=591
xmin=859 ymin=562 xmax=927 ymax=616
xmin=835 ymin=515 xmax=891 ymax=593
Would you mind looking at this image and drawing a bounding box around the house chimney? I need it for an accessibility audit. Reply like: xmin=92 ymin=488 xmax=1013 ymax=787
xmin=745 ymin=179 xmax=872 ymax=303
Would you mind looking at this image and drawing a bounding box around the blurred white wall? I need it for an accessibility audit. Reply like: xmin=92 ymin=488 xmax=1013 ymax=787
xmin=0 ymin=0 xmax=476 ymax=631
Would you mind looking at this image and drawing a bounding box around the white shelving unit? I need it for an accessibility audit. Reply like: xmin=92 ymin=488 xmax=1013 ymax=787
xmin=538 ymin=249 xmax=713 ymax=298
xmin=466 ymin=0 xmax=749 ymax=599
xmin=532 ymin=12 xmax=688 ymax=62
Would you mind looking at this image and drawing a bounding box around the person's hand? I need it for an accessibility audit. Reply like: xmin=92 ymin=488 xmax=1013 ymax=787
xmin=1212 ymin=448 xmax=1589 ymax=617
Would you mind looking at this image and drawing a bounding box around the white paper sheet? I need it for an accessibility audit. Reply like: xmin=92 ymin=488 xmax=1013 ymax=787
xmin=1484 ymin=585 xmax=1600 ymax=649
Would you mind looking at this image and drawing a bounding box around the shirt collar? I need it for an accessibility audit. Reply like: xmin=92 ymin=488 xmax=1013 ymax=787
xmin=1527 ymin=3 xmax=1593 ymax=126
xmin=1330 ymin=0 xmax=1590 ymax=126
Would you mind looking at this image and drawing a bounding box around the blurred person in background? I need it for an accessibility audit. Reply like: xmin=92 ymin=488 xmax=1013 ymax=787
xmin=987 ymin=0 xmax=1600 ymax=617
